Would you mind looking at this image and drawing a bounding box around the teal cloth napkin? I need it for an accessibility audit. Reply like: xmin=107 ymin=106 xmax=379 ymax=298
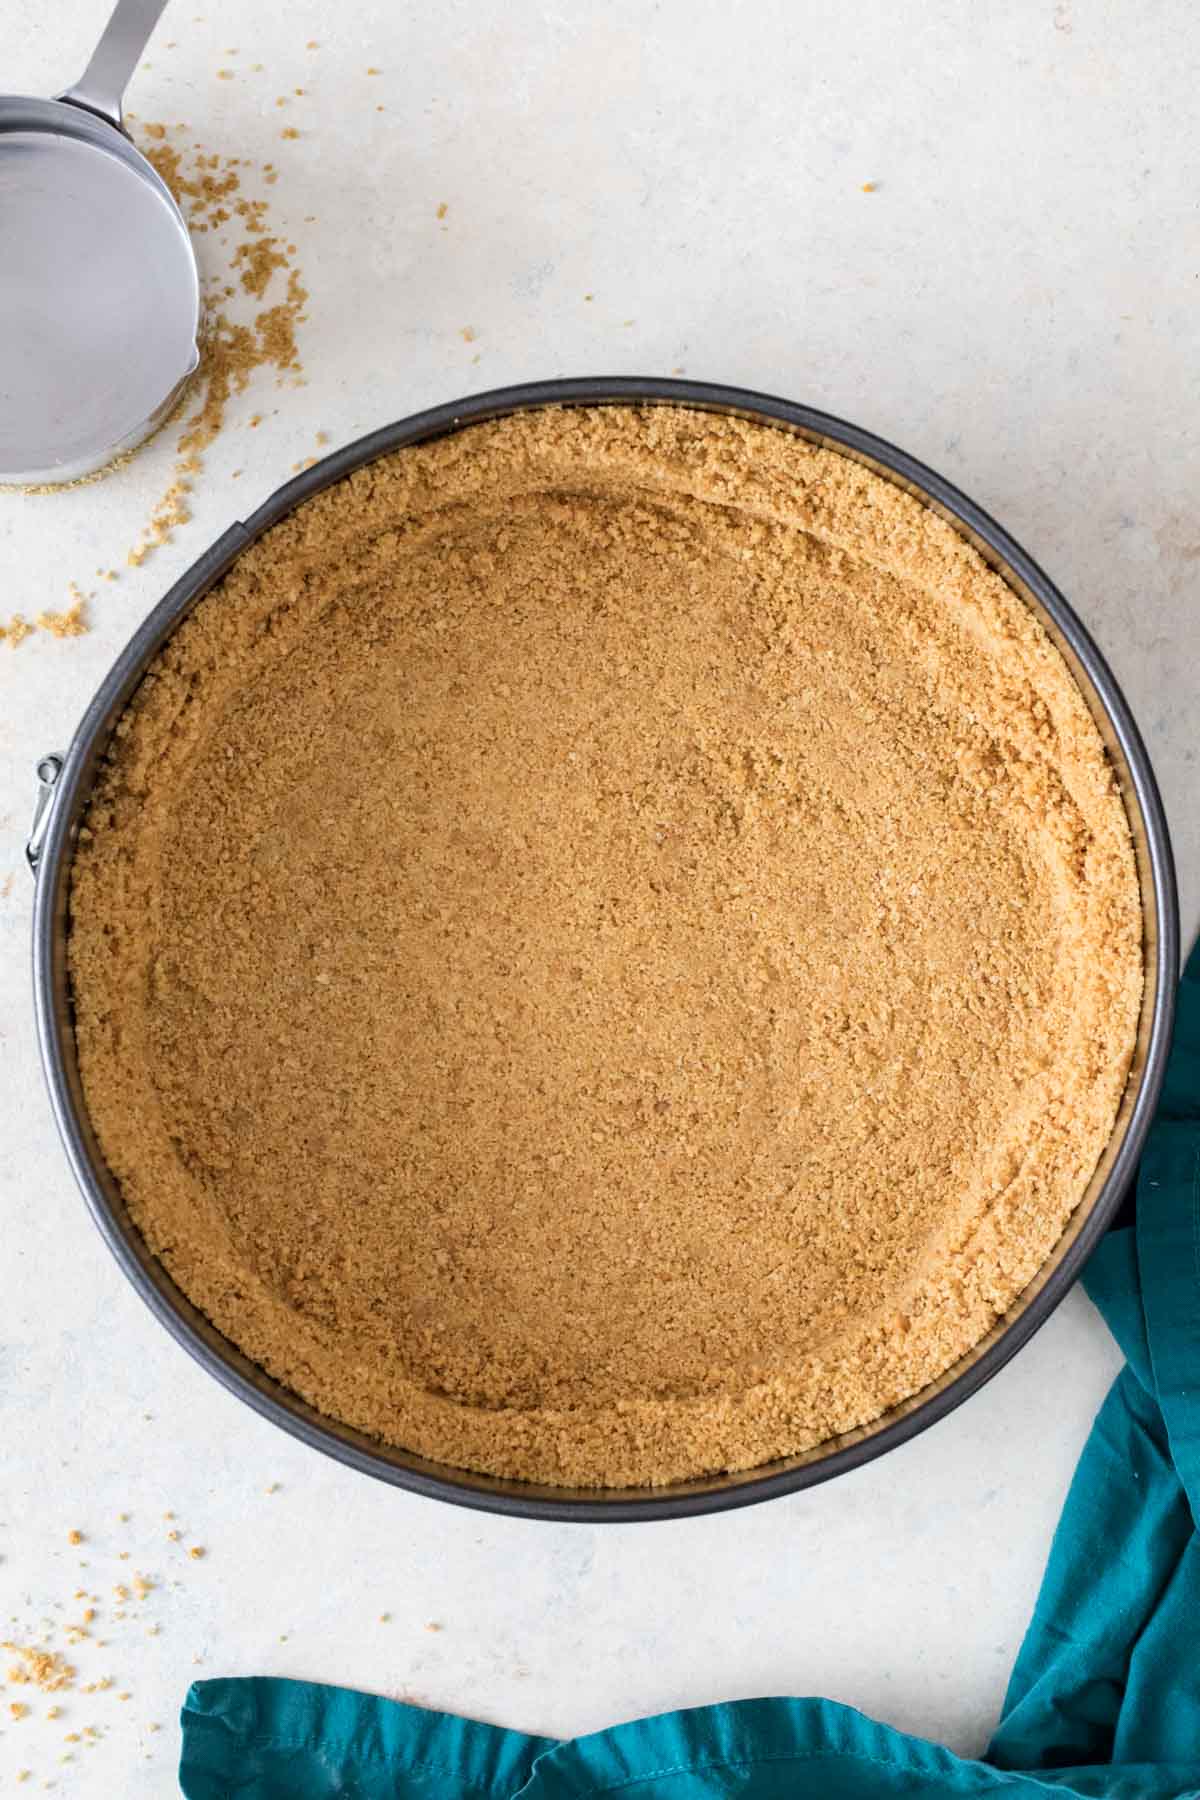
xmin=179 ymin=944 xmax=1200 ymax=1799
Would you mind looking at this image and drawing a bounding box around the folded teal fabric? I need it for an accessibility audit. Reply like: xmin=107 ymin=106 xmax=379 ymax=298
xmin=180 ymin=944 xmax=1200 ymax=1799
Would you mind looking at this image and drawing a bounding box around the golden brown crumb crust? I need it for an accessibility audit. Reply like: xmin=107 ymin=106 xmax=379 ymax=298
xmin=69 ymin=405 xmax=1143 ymax=1486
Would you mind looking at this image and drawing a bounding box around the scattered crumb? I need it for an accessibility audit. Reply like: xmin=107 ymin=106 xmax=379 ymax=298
xmin=36 ymin=600 xmax=88 ymax=640
xmin=436 ymin=201 xmax=448 ymax=219
xmin=233 ymin=235 xmax=289 ymax=297
xmin=281 ymin=127 xmax=300 ymax=139
xmin=67 ymin=1532 xmax=83 ymax=1547
xmin=367 ymin=66 xmax=381 ymax=74
xmin=216 ymin=68 xmax=234 ymax=79
xmin=460 ymin=326 xmax=476 ymax=343
xmin=188 ymin=1547 xmax=205 ymax=1561
xmin=306 ymin=40 xmax=319 ymax=48
xmin=10 ymin=1702 xmax=29 ymax=1719
xmin=378 ymin=1613 xmax=390 ymax=1623
xmin=5 ymin=1647 xmax=76 ymax=1692
xmin=861 ymin=180 xmax=878 ymax=193
xmin=111 ymin=130 xmax=308 ymax=572
xmin=425 ymin=1622 xmax=443 ymax=1634
xmin=584 ymin=292 xmax=594 ymax=301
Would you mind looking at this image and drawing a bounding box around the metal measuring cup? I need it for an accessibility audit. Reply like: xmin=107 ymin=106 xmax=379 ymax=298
xmin=0 ymin=0 xmax=201 ymax=486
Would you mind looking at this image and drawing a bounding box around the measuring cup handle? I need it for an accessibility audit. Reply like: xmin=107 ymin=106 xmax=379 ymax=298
xmin=58 ymin=0 xmax=170 ymax=131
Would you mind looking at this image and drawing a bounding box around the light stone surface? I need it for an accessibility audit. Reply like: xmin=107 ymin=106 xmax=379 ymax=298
xmin=1 ymin=0 xmax=1195 ymax=1791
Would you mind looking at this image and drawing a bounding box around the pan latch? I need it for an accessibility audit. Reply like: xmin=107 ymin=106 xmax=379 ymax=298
xmin=26 ymin=753 xmax=64 ymax=879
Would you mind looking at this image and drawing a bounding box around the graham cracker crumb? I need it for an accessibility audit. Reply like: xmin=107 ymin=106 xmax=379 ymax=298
xmin=5 ymin=1647 xmax=74 ymax=1693
xmin=117 ymin=133 xmax=309 ymax=571
xmin=37 ymin=601 xmax=88 ymax=640
xmin=68 ymin=407 xmax=1143 ymax=1489
xmin=233 ymin=235 xmax=289 ymax=297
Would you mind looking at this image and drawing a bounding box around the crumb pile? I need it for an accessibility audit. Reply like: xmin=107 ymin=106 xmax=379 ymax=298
xmin=128 ymin=129 xmax=308 ymax=568
xmin=68 ymin=406 xmax=1144 ymax=1488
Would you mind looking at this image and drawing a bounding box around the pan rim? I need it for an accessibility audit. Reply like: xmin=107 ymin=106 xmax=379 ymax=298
xmin=31 ymin=376 xmax=1180 ymax=1521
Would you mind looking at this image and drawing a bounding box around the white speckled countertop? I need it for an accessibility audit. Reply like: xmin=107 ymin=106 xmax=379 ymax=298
xmin=2 ymin=0 xmax=1197 ymax=1790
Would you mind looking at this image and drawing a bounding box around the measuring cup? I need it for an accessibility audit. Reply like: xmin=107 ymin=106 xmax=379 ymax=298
xmin=0 ymin=0 xmax=200 ymax=487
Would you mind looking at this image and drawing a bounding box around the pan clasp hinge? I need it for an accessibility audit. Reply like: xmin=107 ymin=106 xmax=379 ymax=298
xmin=26 ymin=753 xmax=64 ymax=879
